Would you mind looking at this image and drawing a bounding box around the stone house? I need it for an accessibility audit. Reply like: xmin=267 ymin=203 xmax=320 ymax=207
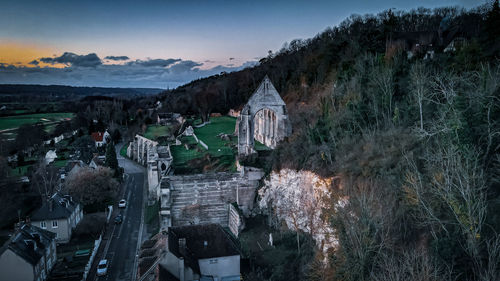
xmin=160 ymin=224 xmax=241 ymax=281
xmin=157 ymin=113 xmax=183 ymax=126
xmin=30 ymin=193 xmax=83 ymax=243
xmin=0 ymin=223 xmax=57 ymax=281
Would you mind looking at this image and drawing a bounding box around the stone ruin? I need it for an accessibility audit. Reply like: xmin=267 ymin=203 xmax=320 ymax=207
xmin=159 ymin=167 xmax=264 ymax=232
xmin=127 ymin=134 xmax=173 ymax=201
xmin=237 ymin=75 xmax=291 ymax=156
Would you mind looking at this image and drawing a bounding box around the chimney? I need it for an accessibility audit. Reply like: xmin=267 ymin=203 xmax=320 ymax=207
xmin=178 ymin=238 xmax=186 ymax=256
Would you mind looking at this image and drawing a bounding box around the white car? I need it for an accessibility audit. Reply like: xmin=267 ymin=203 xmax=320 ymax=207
xmin=118 ymin=199 xmax=126 ymax=208
xmin=97 ymin=259 xmax=108 ymax=276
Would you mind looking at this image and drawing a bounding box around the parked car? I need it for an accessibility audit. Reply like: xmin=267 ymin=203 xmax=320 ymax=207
xmin=114 ymin=214 xmax=123 ymax=224
xmin=97 ymin=259 xmax=108 ymax=276
xmin=118 ymin=199 xmax=126 ymax=208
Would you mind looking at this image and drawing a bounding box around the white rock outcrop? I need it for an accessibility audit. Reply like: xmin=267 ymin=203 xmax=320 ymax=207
xmin=259 ymin=169 xmax=337 ymax=252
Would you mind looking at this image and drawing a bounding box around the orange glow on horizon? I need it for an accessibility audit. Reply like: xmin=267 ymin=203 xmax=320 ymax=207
xmin=0 ymin=40 xmax=65 ymax=68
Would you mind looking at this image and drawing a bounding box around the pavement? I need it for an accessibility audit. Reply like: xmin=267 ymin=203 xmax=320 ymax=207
xmin=87 ymin=143 xmax=146 ymax=281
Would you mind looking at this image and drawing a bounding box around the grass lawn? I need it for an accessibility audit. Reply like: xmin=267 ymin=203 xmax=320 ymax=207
xmin=143 ymin=125 xmax=170 ymax=140
xmin=170 ymin=139 xmax=204 ymax=167
xmin=53 ymin=159 xmax=68 ymax=168
xmin=254 ymin=140 xmax=271 ymax=151
xmin=0 ymin=112 xmax=74 ymax=131
xmin=170 ymin=117 xmax=238 ymax=173
xmin=120 ymin=143 xmax=129 ymax=158
xmin=10 ymin=165 xmax=31 ymax=177
xmin=194 ymin=116 xmax=236 ymax=156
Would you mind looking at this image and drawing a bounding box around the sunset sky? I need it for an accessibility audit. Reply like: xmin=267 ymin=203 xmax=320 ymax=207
xmin=0 ymin=0 xmax=483 ymax=88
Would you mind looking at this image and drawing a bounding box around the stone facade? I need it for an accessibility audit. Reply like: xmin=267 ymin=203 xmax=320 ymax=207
xmin=237 ymin=75 xmax=291 ymax=155
xmin=127 ymin=134 xmax=173 ymax=200
xmin=159 ymin=167 xmax=264 ymax=231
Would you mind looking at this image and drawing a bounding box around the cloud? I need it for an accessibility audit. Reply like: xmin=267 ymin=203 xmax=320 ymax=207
xmin=0 ymin=52 xmax=259 ymax=88
xmin=29 ymin=60 xmax=39 ymax=65
xmin=128 ymin=58 xmax=180 ymax=67
xmin=104 ymin=55 xmax=129 ymax=61
xmin=167 ymin=60 xmax=203 ymax=74
xmin=40 ymin=52 xmax=102 ymax=67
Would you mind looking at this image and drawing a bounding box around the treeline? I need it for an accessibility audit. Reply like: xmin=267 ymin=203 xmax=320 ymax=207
xmin=157 ymin=3 xmax=498 ymax=122
xmin=149 ymin=2 xmax=500 ymax=281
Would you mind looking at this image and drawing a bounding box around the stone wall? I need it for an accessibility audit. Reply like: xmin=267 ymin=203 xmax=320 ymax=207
xmin=237 ymin=76 xmax=291 ymax=155
xmin=127 ymin=134 xmax=173 ymax=200
xmin=159 ymin=168 xmax=263 ymax=231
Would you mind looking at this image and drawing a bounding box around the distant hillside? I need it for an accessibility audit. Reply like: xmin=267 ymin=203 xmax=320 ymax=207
xmin=158 ymin=4 xmax=497 ymax=122
xmin=0 ymin=84 xmax=163 ymax=98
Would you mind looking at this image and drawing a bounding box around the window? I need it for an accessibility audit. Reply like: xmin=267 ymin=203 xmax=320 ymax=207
xmin=209 ymin=259 xmax=218 ymax=264
xmin=52 ymin=220 xmax=58 ymax=228
xmin=40 ymin=221 xmax=46 ymax=229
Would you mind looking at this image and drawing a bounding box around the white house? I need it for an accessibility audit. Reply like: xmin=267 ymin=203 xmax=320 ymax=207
xmin=44 ymin=150 xmax=57 ymax=165
xmin=160 ymin=224 xmax=241 ymax=281
xmin=30 ymin=193 xmax=83 ymax=243
xmin=0 ymin=223 xmax=57 ymax=281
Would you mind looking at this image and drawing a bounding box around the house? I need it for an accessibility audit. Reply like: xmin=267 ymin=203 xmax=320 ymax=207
xmin=30 ymin=193 xmax=83 ymax=243
xmin=89 ymin=155 xmax=104 ymax=169
xmin=157 ymin=113 xmax=183 ymax=126
xmin=91 ymin=131 xmax=110 ymax=148
xmin=63 ymin=160 xmax=86 ymax=179
xmin=44 ymin=150 xmax=57 ymax=165
xmin=0 ymin=223 xmax=57 ymax=281
xmin=160 ymin=224 xmax=241 ymax=281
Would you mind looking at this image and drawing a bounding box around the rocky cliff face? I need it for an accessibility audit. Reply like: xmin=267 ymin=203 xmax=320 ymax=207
xmin=259 ymin=169 xmax=337 ymax=253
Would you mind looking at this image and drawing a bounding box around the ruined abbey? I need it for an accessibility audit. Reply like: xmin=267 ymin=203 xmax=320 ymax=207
xmin=127 ymin=76 xmax=290 ymax=234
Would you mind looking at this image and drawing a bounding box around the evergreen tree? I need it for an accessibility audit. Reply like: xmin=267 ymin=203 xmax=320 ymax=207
xmin=486 ymin=0 xmax=500 ymax=40
xmin=104 ymin=142 xmax=120 ymax=178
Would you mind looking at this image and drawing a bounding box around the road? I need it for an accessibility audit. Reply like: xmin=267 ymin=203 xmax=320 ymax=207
xmin=88 ymin=145 xmax=146 ymax=281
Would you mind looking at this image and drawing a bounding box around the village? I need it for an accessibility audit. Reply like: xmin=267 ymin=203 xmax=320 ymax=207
xmin=0 ymin=76 xmax=293 ymax=281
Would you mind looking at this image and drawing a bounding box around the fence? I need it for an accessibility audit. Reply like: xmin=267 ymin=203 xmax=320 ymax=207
xmin=81 ymin=234 xmax=102 ymax=281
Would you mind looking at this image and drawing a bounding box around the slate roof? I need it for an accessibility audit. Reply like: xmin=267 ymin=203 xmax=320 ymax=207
xmin=31 ymin=192 xmax=79 ymax=221
xmin=0 ymin=224 xmax=56 ymax=266
xmin=64 ymin=160 xmax=86 ymax=174
xmin=168 ymin=224 xmax=240 ymax=273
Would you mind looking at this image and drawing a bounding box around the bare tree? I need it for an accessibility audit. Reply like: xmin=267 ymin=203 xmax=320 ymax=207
xmin=64 ymin=166 xmax=119 ymax=206
xmin=31 ymin=160 xmax=60 ymax=200
xmin=409 ymin=62 xmax=429 ymax=131
xmin=405 ymin=145 xmax=489 ymax=275
xmin=371 ymin=248 xmax=445 ymax=281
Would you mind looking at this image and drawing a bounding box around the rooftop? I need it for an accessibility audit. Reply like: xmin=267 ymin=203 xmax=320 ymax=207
xmin=0 ymin=224 xmax=56 ymax=266
xmin=168 ymin=224 xmax=240 ymax=262
xmin=31 ymin=192 xmax=79 ymax=221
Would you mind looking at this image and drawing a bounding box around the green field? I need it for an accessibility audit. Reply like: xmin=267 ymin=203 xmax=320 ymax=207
xmin=170 ymin=116 xmax=238 ymax=173
xmin=143 ymin=125 xmax=170 ymax=140
xmin=194 ymin=116 xmax=237 ymax=155
xmin=0 ymin=112 xmax=74 ymax=131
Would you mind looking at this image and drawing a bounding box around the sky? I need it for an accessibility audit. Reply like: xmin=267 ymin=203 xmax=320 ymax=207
xmin=0 ymin=0 xmax=485 ymax=88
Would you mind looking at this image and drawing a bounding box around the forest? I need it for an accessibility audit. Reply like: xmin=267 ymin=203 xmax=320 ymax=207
xmin=153 ymin=2 xmax=500 ymax=280
xmin=0 ymin=2 xmax=499 ymax=280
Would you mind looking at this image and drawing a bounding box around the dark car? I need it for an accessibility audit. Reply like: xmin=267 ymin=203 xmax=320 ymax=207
xmin=114 ymin=214 xmax=123 ymax=224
